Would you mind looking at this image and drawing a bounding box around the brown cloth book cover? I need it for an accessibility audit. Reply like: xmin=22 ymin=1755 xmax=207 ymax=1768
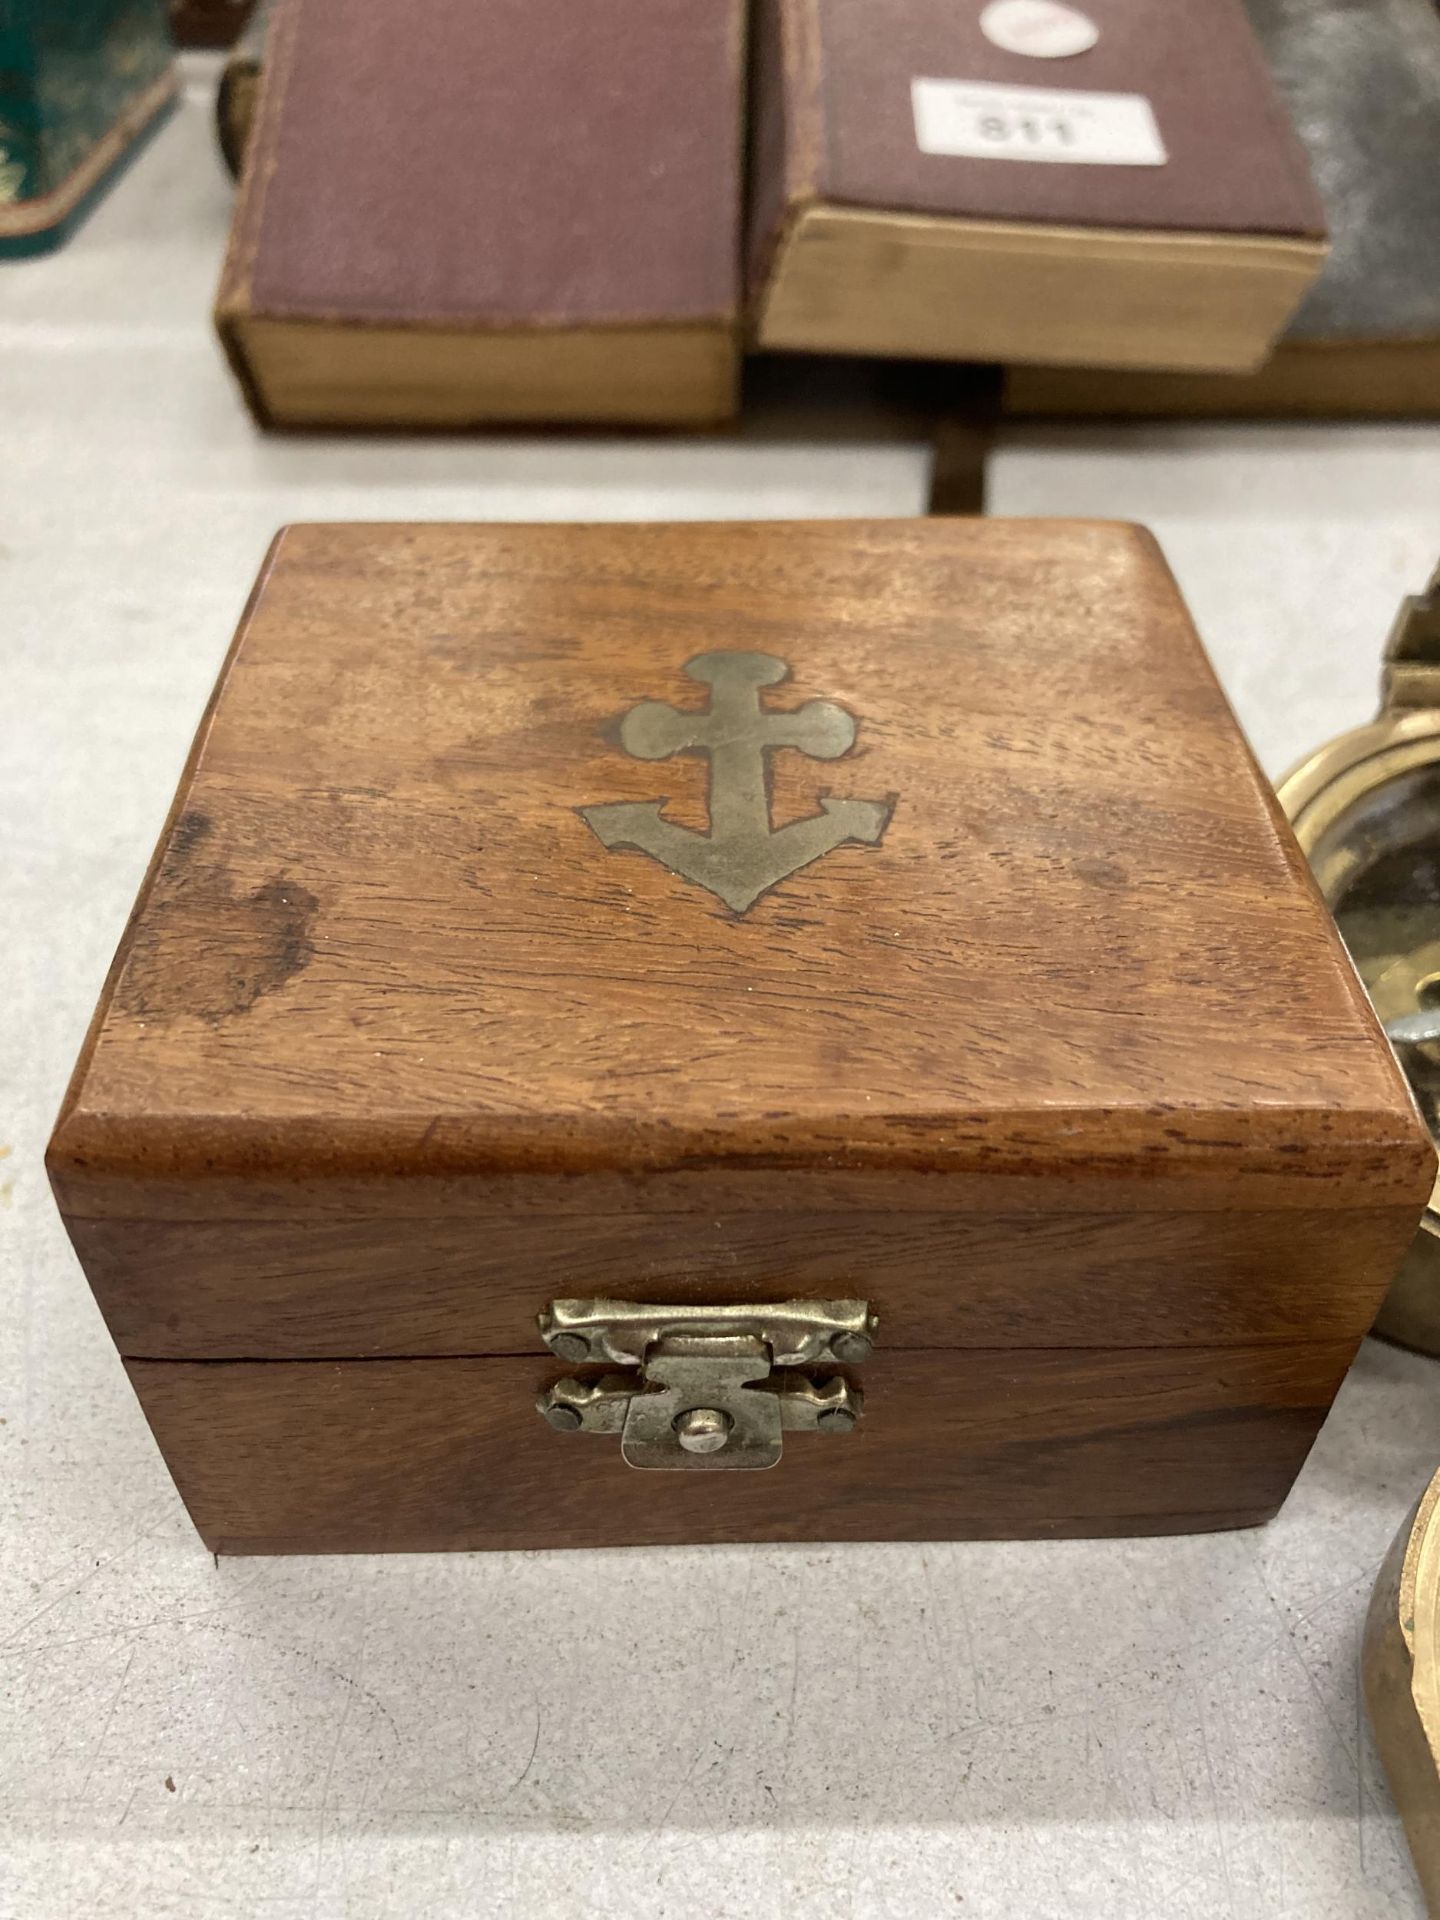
xmin=217 ymin=0 xmax=745 ymax=427
xmin=1007 ymin=0 xmax=1440 ymax=415
xmin=170 ymin=0 xmax=254 ymax=45
xmin=749 ymin=0 xmax=1327 ymax=374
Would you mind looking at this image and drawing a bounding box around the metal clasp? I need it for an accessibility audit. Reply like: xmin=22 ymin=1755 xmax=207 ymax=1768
xmin=535 ymin=1298 xmax=875 ymax=1471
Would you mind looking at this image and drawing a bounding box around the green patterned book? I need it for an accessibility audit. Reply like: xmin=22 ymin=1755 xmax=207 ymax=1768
xmin=0 ymin=0 xmax=177 ymax=259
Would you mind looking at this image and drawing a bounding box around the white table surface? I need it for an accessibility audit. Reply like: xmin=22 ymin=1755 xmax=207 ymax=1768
xmin=5 ymin=63 xmax=1440 ymax=1920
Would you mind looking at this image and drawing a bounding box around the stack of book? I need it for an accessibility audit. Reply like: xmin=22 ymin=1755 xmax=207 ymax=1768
xmin=210 ymin=0 xmax=1438 ymax=426
xmin=747 ymin=0 xmax=1326 ymax=378
xmin=217 ymin=0 xmax=745 ymax=428
xmin=1005 ymin=0 xmax=1440 ymax=416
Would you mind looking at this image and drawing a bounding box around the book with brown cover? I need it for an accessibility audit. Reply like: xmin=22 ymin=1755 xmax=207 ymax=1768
xmin=216 ymin=0 xmax=745 ymax=428
xmin=1005 ymin=0 xmax=1440 ymax=416
xmin=170 ymin=0 xmax=254 ymax=46
xmin=748 ymin=0 xmax=1328 ymax=374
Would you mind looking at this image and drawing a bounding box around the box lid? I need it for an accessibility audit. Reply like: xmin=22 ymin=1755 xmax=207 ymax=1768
xmin=50 ymin=519 xmax=1431 ymax=1230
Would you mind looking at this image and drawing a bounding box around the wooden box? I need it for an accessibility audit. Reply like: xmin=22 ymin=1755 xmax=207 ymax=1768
xmin=48 ymin=520 xmax=1434 ymax=1554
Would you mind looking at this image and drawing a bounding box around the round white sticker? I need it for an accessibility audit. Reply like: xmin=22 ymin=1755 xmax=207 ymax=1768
xmin=979 ymin=0 xmax=1100 ymax=59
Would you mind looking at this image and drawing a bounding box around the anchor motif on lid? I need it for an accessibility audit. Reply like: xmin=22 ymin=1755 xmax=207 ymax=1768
xmin=580 ymin=650 xmax=895 ymax=914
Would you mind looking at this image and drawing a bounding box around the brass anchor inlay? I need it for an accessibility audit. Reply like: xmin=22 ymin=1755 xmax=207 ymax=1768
xmin=579 ymin=649 xmax=894 ymax=913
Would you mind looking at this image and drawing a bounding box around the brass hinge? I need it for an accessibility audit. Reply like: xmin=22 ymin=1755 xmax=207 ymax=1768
xmin=535 ymin=1298 xmax=875 ymax=1471
xmin=1381 ymin=564 xmax=1440 ymax=711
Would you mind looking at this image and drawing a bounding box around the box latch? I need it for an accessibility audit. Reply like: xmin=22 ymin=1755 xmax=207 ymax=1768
xmin=535 ymin=1298 xmax=874 ymax=1470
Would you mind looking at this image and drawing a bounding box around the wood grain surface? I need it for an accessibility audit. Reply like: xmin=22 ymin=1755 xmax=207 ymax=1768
xmin=126 ymin=1342 xmax=1358 ymax=1553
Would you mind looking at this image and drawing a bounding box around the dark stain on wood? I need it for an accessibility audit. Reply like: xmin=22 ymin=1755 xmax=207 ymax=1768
xmin=170 ymin=810 xmax=214 ymax=861
xmin=117 ymin=872 xmax=319 ymax=1025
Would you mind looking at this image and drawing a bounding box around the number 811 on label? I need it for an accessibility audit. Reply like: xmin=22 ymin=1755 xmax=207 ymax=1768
xmin=912 ymin=78 xmax=1167 ymax=167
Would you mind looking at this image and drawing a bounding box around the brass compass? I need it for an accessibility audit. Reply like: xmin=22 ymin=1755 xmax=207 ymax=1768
xmin=1279 ymin=566 xmax=1440 ymax=1353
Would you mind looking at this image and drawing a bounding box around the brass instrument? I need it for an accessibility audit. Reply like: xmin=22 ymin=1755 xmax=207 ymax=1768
xmin=1279 ymin=567 xmax=1440 ymax=1352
